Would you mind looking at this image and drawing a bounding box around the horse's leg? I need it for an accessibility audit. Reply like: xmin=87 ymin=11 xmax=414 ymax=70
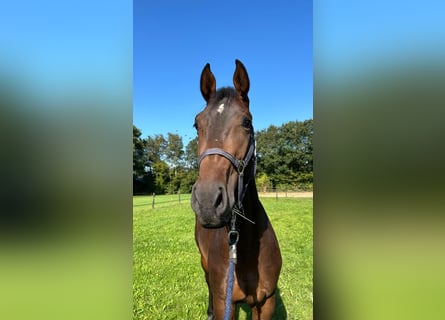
xmin=211 ymin=297 xmax=236 ymax=320
xmin=211 ymin=296 xmax=224 ymax=320
xmin=206 ymin=290 xmax=214 ymax=319
xmin=252 ymin=294 xmax=276 ymax=320
xmin=206 ymin=294 xmax=215 ymax=320
xmin=205 ymin=273 xmax=215 ymax=320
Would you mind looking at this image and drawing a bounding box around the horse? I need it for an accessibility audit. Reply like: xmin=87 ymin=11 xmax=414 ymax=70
xmin=191 ymin=59 xmax=282 ymax=320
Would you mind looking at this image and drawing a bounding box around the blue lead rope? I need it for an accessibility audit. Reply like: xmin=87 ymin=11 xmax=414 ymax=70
xmin=223 ymin=259 xmax=236 ymax=320
xmin=224 ymin=227 xmax=239 ymax=320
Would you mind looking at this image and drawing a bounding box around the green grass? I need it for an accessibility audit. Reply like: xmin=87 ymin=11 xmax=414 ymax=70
xmin=133 ymin=195 xmax=312 ymax=319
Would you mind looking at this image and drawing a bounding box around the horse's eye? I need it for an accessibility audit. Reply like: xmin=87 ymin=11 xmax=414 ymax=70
xmin=242 ymin=118 xmax=252 ymax=129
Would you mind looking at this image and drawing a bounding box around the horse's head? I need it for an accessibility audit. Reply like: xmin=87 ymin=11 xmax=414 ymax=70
xmin=191 ymin=60 xmax=255 ymax=228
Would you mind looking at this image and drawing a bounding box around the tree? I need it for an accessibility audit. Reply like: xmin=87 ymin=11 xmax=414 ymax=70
xmin=165 ymin=133 xmax=184 ymax=170
xmin=132 ymin=119 xmax=312 ymax=195
xmin=256 ymin=172 xmax=271 ymax=192
xmin=152 ymin=160 xmax=170 ymax=194
xmin=133 ymin=125 xmax=154 ymax=194
xmin=256 ymin=120 xmax=313 ymax=189
xmin=184 ymin=136 xmax=199 ymax=169
xmin=145 ymin=134 xmax=167 ymax=166
xmin=133 ymin=125 xmax=147 ymax=177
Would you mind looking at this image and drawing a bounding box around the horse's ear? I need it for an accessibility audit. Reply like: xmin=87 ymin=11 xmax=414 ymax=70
xmin=200 ymin=63 xmax=216 ymax=102
xmin=233 ymin=59 xmax=250 ymax=104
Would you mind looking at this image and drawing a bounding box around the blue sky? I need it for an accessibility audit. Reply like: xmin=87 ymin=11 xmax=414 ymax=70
xmin=134 ymin=0 xmax=313 ymax=144
xmin=2 ymin=0 xmax=442 ymax=144
xmin=315 ymin=1 xmax=445 ymax=79
xmin=0 ymin=1 xmax=131 ymax=103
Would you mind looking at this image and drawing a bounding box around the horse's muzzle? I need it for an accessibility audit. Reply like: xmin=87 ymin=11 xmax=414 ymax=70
xmin=191 ymin=181 xmax=231 ymax=228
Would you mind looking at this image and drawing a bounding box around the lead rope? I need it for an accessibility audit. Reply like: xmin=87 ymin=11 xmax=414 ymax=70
xmin=224 ymin=211 xmax=239 ymax=320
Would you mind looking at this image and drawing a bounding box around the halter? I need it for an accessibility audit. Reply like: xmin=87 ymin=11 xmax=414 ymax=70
xmin=197 ymin=134 xmax=257 ymax=224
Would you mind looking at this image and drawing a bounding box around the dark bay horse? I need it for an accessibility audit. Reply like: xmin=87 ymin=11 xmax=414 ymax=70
xmin=191 ymin=60 xmax=282 ymax=320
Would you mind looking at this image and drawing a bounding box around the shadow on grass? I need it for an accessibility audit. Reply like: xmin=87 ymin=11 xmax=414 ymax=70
xmin=236 ymin=287 xmax=287 ymax=319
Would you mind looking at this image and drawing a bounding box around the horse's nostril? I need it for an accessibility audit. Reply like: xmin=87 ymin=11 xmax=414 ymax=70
xmin=214 ymin=189 xmax=223 ymax=208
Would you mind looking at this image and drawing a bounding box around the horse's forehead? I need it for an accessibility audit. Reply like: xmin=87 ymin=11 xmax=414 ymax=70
xmin=213 ymin=101 xmax=233 ymax=117
xmin=205 ymin=98 xmax=246 ymax=120
xmin=216 ymin=103 xmax=225 ymax=114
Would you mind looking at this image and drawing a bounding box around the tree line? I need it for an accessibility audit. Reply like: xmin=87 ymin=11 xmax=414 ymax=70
xmin=133 ymin=119 xmax=313 ymax=195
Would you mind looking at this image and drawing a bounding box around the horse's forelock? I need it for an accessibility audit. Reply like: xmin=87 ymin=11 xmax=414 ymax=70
xmin=208 ymin=87 xmax=236 ymax=106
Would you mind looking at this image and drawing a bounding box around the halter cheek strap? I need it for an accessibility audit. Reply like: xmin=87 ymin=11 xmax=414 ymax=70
xmin=197 ymin=135 xmax=256 ymax=223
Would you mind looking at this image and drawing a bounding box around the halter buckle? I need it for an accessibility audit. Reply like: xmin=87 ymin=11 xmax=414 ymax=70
xmin=228 ymin=230 xmax=239 ymax=246
xmin=237 ymin=160 xmax=245 ymax=174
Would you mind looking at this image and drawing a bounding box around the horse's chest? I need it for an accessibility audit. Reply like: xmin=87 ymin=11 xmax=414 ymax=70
xmin=232 ymin=271 xmax=268 ymax=305
xmin=231 ymin=264 xmax=263 ymax=302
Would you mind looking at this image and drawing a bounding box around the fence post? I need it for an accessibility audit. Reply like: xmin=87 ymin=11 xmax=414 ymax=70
xmin=275 ymin=188 xmax=278 ymax=200
xmin=178 ymin=190 xmax=181 ymax=203
xmin=152 ymin=192 xmax=155 ymax=209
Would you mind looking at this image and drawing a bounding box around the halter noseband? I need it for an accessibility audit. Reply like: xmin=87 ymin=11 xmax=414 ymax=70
xmin=197 ymin=134 xmax=256 ymax=223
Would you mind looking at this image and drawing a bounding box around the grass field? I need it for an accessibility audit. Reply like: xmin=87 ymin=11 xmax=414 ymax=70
xmin=133 ymin=194 xmax=312 ymax=319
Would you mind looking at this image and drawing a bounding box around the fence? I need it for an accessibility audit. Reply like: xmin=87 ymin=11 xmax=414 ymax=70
xmin=258 ymin=188 xmax=313 ymax=199
xmin=134 ymin=187 xmax=312 ymax=210
xmin=133 ymin=192 xmax=192 ymax=209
